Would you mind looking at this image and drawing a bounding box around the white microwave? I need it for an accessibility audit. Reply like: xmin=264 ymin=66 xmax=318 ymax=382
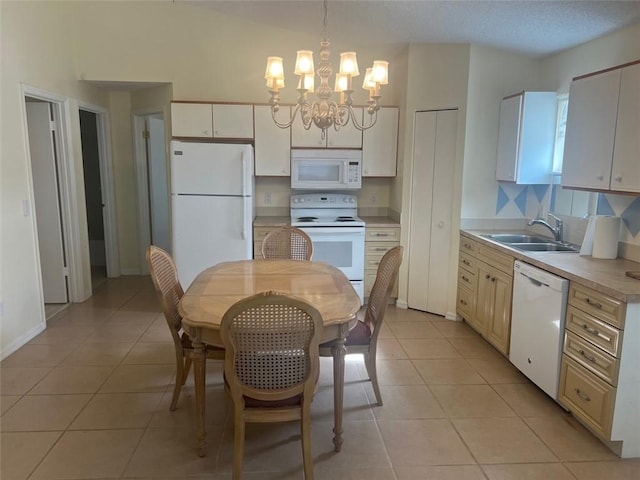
xmin=291 ymin=149 xmax=362 ymax=190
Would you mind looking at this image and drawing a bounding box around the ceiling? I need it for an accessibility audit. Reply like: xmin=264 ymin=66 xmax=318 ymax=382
xmin=183 ymin=0 xmax=640 ymax=58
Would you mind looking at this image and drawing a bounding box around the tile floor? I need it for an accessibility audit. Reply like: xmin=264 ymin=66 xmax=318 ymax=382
xmin=2 ymin=276 xmax=640 ymax=479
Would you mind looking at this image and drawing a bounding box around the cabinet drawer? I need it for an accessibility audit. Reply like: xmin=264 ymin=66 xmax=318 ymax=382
xmin=564 ymin=330 xmax=619 ymax=386
xmin=457 ymin=267 xmax=476 ymax=290
xmin=458 ymin=251 xmax=477 ymax=272
xmin=459 ymin=236 xmax=477 ymax=254
xmin=365 ymin=270 xmax=398 ymax=298
xmin=254 ymin=227 xmax=276 ymax=242
xmin=365 ymin=242 xmax=398 ymax=257
xmin=476 ymin=244 xmax=514 ymax=275
xmin=568 ymin=283 xmax=625 ymax=328
xmin=559 ymin=356 xmax=615 ymax=439
xmin=456 ymin=285 xmax=475 ymax=319
xmin=566 ymin=305 xmax=622 ymax=357
xmin=366 ymin=228 xmax=400 ymax=242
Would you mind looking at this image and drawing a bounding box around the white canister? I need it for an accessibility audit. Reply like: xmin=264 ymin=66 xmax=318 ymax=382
xmin=592 ymin=216 xmax=620 ymax=259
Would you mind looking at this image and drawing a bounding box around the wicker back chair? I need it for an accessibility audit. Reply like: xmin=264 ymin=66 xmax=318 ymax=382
xmin=319 ymin=245 xmax=403 ymax=406
xmin=220 ymin=291 xmax=323 ymax=480
xmin=261 ymin=226 xmax=313 ymax=260
xmin=146 ymin=245 xmax=224 ymax=411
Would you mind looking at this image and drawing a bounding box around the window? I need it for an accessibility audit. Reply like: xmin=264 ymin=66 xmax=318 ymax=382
xmin=552 ymin=94 xmax=569 ymax=174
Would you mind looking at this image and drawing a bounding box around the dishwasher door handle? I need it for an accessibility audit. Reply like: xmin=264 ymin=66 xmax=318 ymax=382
xmin=521 ymin=273 xmax=549 ymax=288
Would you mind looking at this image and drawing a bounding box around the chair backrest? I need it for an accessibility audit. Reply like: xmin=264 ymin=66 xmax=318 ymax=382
xmin=364 ymin=245 xmax=403 ymax=341
xmin=220 ymin=291 xmax=323 ymax=403
xmin=261 ymin=226 xmax=314 ymax=261
xmin=146 ymin=245 xmax=184 ymax=344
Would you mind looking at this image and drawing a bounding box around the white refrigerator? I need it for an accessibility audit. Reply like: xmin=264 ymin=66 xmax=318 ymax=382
xmin=170 ymin=141 xmax=254 ymax=288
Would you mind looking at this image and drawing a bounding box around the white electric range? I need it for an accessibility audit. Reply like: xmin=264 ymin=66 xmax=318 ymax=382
xmin=291 ymin=193 xmax=365 ymax=302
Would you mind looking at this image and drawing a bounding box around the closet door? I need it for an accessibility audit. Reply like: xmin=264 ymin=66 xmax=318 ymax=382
xmin=407 ymin=109 xmax=457 ymax=315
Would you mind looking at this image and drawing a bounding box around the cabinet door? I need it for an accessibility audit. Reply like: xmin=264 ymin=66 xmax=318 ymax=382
xmin=212 ymin=104 xmax=254 ymax=139
xmin=291 ymin=118 xmax=326 ymax=147
xmin=495 ymin=95 xmax=522 ymax=182
xmin=485 ymin=267 xmax=512 ymax=355
xmin=171 ymin=103 xmax=213 ymax=138
xmin=362 ymin=107 xmax=398 ymax=176
xmin=328 ymin=108 xmax=363 ymax=147
xmin=472 ymin=262 xmax=493 ymax=335
xmin=611 ymin=63 xmax=640 ymax=193
xmin=254 ymin=106 xmax=291 ymax=176
xmin=562 ymin=69 xmax=621 ymax=190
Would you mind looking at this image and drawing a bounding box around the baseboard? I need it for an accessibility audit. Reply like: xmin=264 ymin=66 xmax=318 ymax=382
xmin=1 ymin=321 xmax=46 ymax=361
xmin=119 ymin=268 xmax=141 ymax=275
xmin=395 ymin=299 xmax=408 ymax=309
xmin=445 ymin=311 xmax=461 ymax=321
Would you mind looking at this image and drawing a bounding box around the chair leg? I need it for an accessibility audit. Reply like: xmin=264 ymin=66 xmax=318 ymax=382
xmin=364 ymin=352 xmax=383 ymax=406
xmin=182 ymin=357 xmax=193 ymax=385
xmin=301 ymin=404 xmax=314 ymax=480
xmin=232 ymin=415 xmax=245 ymax=480
xmin=170 ymin=354 xmax=186 ymax=411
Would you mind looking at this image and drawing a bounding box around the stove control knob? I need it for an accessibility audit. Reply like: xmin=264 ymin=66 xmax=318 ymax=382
xmin=349 ymin=197 xmax=355 ymax=203
xmin=343 ymin=197 xmax=349 ymax=203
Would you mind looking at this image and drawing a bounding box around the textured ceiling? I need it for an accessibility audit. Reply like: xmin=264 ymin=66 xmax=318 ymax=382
xmin=183 ymin=0 xmax=640 ymax=58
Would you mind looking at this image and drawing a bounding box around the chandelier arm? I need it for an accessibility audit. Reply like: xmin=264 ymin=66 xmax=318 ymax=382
xmin=348 ymin=106 xmax=378 ymax=131
xmin=270 ymin=103 xmax=302 ymax=129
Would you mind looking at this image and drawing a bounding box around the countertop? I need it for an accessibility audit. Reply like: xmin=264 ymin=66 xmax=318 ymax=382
xmin=253 ymin=216 xmax=400 ymax=228
xmin=462 ymin=230 xmax=640 ymax=303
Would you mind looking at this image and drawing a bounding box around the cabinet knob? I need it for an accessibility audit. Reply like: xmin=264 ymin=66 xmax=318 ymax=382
xmin=613 ymin=175 xmax=622 ymax=182
xmin=596 ymin=175 xmax=604 ymax=181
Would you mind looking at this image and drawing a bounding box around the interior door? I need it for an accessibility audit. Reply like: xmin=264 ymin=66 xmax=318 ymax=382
xmin=26 ymin=101 xmax=68 ymax=303
xmin=407 ymin=109 xmax=458 ymax=315
xmin=148 ymin=115 xmax=171 ymax=252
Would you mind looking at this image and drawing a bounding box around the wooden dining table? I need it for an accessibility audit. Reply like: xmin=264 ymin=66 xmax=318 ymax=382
xmin=178 ymin=258 xmax=362 ymax=456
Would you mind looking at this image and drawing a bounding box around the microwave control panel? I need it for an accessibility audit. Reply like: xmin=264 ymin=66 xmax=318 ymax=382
xmin=348 ymin=161 xmax=361 ymax=184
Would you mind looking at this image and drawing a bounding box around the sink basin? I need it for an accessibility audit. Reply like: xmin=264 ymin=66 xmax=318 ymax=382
xmin=510 ymin=243 xmax=579 ymax=252
xmin=481 ymin=233 xmax=553 ymax=243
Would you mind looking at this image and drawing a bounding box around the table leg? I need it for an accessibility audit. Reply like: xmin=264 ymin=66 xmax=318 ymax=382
xmin=192 ymin=339 xmax=207 ymax=457
xmin=331 ymin=323 xmax=350 ymax=452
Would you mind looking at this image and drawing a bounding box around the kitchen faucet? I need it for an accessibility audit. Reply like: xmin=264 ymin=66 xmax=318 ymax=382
xmin=527 ymin=213 xmax=563 ymax=242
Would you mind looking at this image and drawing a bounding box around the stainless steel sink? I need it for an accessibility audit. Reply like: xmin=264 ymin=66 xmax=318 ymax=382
xmin=481 ymin=233 xmax=579 ymax=252
xmin=510 ymin=243 xmax=579 ymax=252
xmin=481 ymin=233 xmax=553 ymax=243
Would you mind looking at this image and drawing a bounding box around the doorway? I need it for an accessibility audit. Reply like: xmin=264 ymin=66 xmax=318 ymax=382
xmin=133 ymin=111 xmax=170 ymax=275
xmin=25 ymin=98 xmax=69 ymax=315
xmin=406 ymin=109 xmax=458 ymax=316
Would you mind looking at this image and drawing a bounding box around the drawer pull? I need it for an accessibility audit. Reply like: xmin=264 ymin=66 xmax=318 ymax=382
xmin=463 ymin=243 xmax=472 ymax=250
xmin=585 ymin=298 xmax=602 ymax=309
xmin=459 ymin=299 xmax=468 ymax=306
xmin=462 ymin=275 xmax=470 ymax=283
xmin=582 ymin=324 xmax=600 ymax=336
xmin=575 ymin=388 xmax=592 ymax=402
xmin=375 ymin=233 xmax=391 ymax=237
xmin=579 ymin=349 xmax=597 ymax=363
xmin=485 ymin=274 xmax=491 ymax=279
xmin=374 ymin=247 xmax=388 ymax=252
xmin=462 ymin=259 xmax=471 ymax=266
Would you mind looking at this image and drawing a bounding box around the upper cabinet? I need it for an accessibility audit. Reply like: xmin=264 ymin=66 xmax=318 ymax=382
xmin=495 ymin=92 xmax=557 ymax=184
xmin=170 ymin=102 xmax=254 ymax=139
xmin=254 ymin=105 xmax=291 ymax=176
xmin=562 ymin=61 xmax=640 ymax=193
xmin=291 ymin=107 xmax=363 ymax=148
xmin=362 ymin=107 xmax=399 ymax=177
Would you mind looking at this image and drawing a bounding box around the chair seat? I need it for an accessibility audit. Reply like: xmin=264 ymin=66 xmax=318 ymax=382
xmin=180 ymin=332 xmax=225 ymax=354
xmin=320 ymin=320 xmax=371 ymax=348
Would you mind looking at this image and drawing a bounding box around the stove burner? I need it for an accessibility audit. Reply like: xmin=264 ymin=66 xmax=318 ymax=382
xmin=336 ymin=216 xmax=356 ymax=222
xmin=296 ymin=216 xmax=318 ymax=223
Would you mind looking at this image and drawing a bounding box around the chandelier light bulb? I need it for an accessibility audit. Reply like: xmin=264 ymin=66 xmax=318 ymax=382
xmin=265 ymin=57 xmax=284 ymax=80
xmin=294 ymin=51 xmax=315 ymax=75
xmin=372 ymin=61 xmax=389 ymax=85
xmin=339 ymin=52 xmax=359 ymax=77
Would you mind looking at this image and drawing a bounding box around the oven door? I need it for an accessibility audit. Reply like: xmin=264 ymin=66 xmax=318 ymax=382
xmin=298 ymin=226 xmax=365 ymax=281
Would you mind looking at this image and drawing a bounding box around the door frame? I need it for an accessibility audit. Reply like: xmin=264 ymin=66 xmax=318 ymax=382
xmin=78 ymin=102 xmax=120 ymax=278
xmin=132 ymin=107 xmax=167 ymax=275
xmin=21 ymin=84 xmax=90 ymax=303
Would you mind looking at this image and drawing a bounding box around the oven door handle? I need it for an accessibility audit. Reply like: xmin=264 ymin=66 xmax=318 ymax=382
xmin=296 ymin=226 xmax=365 ymax=235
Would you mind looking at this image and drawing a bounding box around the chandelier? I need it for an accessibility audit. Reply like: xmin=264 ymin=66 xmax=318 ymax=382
xmin=264 ymin=0 xmax=389 ymax=138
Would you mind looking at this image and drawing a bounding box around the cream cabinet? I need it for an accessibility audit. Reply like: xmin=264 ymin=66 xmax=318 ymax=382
xmin=291 ymin=107 xmax=363 ymax=148
xmin=456 ymin=234 xmax=514 ymax=355
xmin=171 ymin=102 xmax=254 ymax=139
xmin=364 ymin=225 xmax=400 ymax=301
xmin=254 ymin=105 xmax=291 ymax=176
xmin=562 ymin=61 xmax=640 ymax=193
xmin=362 ymin=107 xmax=399 ymax=177
xmin=495 ymin=92 xmax=557 ymax=184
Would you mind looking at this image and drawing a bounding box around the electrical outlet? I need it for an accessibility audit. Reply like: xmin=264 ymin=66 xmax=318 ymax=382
xmin=264 ymin=192 xmax=272 ymax=205
xmin=370 ymin=194 xmax=377 ymax=205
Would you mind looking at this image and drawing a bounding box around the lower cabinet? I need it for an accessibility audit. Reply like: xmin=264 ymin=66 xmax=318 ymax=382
xmin=456 ymin=233 xmax=514 ymax=355
xmin=253 ymin=225 xmax=282 ymax=258
xmin=365 ymin=225 xmax=400 ymax=301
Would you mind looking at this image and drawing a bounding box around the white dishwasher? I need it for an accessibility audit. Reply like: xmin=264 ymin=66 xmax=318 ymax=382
xmin=510 ymin=260 xmax=569 ymax=400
